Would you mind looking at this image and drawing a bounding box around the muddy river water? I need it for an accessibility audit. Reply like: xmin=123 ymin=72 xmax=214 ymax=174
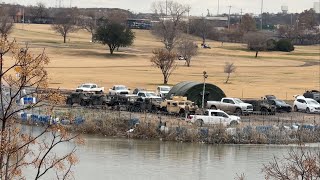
xmin=45 ymin=136 xmax=317 ymax=180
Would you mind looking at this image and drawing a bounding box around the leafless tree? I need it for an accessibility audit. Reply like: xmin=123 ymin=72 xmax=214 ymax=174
xmin=52 ymin=8 xmax=79 ymax=43
xmin=177 ymin=38 xmax=197 ymax=67
xmin=224 ymin=62 xmax=236 ymax=83
xmin=80 ymin=11 xmax=97 ymax=42
xmin=190 ymin=17 xmax=214 ymax=45
xmin=244 ymin=32 xmax=269 ymax=58
xmin=0 ymin=37 xmax=81 ymax=179
xmin=239 ymin=14 xmax=256 ymax=33
xmin=151 ymin=1 xmax=189 ymax=52
xmin=151 ymin=48 xmax=177 ymax=84
xmin=0 ymin=7 xmax=14 ymax=38
xmin=30 ymin=2 xmax=49 ymax=21
xmin=263 ymin=148 xmax=320 ymax=180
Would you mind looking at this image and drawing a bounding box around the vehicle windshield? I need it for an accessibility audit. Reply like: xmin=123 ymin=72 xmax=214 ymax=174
xmin=307 ymin=99 xmax=319 ymax=105
xmin=160 ymin=87 xmax=170 ymax=91
xmin=234 ymin=98 xmax=244 ymax=104
xmin=146 ymin=92 xmax=157 ymax=97
xmin=274 ymin=99 xmax=287 ymax=105
xmin=82 ymin=85 xmax=91 ymax=88
xmin=116 ymin=86 xmax=127 ymax=90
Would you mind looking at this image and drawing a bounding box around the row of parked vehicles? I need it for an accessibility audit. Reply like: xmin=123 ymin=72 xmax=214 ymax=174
xmin=69 ymin=83 xmax=320 ymax=127
xmin=75 ymin=83 xmax=171 ymax=98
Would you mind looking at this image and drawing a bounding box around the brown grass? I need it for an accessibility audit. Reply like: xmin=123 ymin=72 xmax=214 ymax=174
xmin=5 ymin=23 xmax=320 ymax=99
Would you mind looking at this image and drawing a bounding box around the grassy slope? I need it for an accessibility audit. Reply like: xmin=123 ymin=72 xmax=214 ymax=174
xmin=6 ymin=23 xmax=320 ymax=99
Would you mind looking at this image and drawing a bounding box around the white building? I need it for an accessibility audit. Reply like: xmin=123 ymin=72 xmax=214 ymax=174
xmin=314 ymin=2 xmax=320 ymax=13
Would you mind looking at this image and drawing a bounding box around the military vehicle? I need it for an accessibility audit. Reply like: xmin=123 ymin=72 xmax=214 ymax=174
xmin=243 ymin=99 xmax=276 ymax=115
xmin=88 ymin=94 xmax=109 ymax=106
xmin=127 ymin=97 xmax=162 ymax=113
xmin=66 ymin=92 xmax=92 ymax=106
xmin=160 ymin=96 xmax=197 ymax=116
xmin=303 ymin=90 xmax=320 ymax=103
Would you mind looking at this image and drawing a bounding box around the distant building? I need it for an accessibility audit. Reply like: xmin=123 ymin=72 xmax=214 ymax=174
xmin=314 ymin=2 xmax=320 ymax=13
xmin=281 ymin=5 xmax=288 ymax=14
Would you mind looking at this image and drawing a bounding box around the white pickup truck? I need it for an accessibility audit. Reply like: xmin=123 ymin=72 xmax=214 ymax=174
xmin=108 ymin=85 xmax=130 ymax=95
xmin=187 ymin=109 xmax=240 ymax=127
xmin=206 ymin=98 xmax=253 ymax=115
xmin=76 ymin=83 xmax=104 ymax=93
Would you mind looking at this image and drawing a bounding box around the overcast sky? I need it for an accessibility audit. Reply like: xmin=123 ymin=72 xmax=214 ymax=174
xmin=6 ymin=0 xmax=319 ymax=15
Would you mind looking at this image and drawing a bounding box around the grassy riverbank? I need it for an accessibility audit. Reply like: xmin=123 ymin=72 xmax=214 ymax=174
xmin=58 ymin=108 xmax=320 ymax=145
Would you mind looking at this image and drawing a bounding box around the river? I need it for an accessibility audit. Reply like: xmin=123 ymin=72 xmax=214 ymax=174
xmin=58 ymin=136 xmax=318 ymax=180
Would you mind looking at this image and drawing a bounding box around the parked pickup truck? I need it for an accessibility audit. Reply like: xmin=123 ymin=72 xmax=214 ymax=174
xmin=186 ymin=109 xmax=240 ymax=127
xmin=108 ymin=85 xmax=130 ymax=95
xmin=206 ymin=98 xmax=253 ymax=115
xmin=76 ymin=83 xmax=104 ymax=93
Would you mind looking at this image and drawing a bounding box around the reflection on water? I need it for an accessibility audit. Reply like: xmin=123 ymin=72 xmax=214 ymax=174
xmin=71 ymin=136 xmax=320 ymax=180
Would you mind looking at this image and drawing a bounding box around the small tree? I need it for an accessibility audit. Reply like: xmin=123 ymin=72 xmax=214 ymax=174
xmin=224 ymin=62 xmax=236 ymax=83
xmin=0 ymin=7 xmax=14 ymax=38
xmin=151 ymin=48 xmax=177 ymax=84
xmin=190 ymin=17 xmax=214 ymax=45
xmin=239 ymin=14 xmax=256 ymax=33
xmin=80 ymin=13 xmax=97 ymax=42
xmin=0 ymin=37 xmax=81 ymax=179
xmin=30 ymin=2 xmax=49 ymax=23
xmin=177 ymin=39 xmax=197 ymax=67
xmin=244 ymin=32 xmax=269 ymax=58
xmin=276 ymin=39 xmax=295 ymax=52
xmin=51 ymin=8 xmax=79 ymax=43
xmin=263 ymin=148 xmax=320 ymax=179
xmin=94 ymin=21 xmax=135 ymax=55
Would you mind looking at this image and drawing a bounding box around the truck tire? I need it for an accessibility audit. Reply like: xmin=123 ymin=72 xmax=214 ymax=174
xmin=179 ymin=109 xmax=185 ymax=117
xmin=235 ymin=108 xmax=242 ymax=116
xmin=66 ymin=99 xmax=73 ymax=106
xmin=261 ymin=108 xmax=268 ymax=115
xmin=210 ymin=105 xmax=217 ymax=110
xmin=195 ymin=119 xmax=203 ymax=127
xmin=80 ymin=100 xmax=87 ymax=106
xmin=229 ymin=120 xmax=239 ymax=127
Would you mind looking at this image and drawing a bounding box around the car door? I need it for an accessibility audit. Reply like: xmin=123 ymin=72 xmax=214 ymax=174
xmin=296 ymin=99 xmax=304 ymax=110
xmin=215 ymin=112 xmax=227 ymax=125
xmin=222 ymin=99 xmax=231 ymax=113
xmin=299 ymin=99 xmax=307 ymax=110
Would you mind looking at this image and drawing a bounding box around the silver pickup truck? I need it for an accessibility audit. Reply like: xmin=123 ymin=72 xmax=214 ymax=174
xmin=206 ymin=98 xmax=253 ymax=115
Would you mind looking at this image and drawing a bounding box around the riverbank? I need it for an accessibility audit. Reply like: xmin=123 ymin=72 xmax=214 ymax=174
xmin=18 ymin=106 xmax=320 ymax=145
xmin=62 ymin=108 xmax=320 ymax=145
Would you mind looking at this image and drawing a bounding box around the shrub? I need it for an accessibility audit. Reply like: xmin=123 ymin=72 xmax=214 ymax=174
xmin=276 ymin=39 xmax=295 ymax=52
xmin=266 ymin=39 xmax=277 ymax=51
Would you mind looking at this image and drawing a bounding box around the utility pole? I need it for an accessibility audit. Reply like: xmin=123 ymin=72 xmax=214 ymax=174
xmin=202 ymin=71 xmax=208 ymax=109
xmin=240 ymin=9 xmax=243 ymax=24
xmin=217 ymin=0 xmax=220 ymax=15
xmin=260 ymin=0 xmax=264 ymax=30
xmin=228 ymin=6 xmax=232 ymax=29
xmin=166 ymin=0 xmax=168 ymax=16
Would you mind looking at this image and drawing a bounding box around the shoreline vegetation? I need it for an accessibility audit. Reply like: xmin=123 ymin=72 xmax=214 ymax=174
xmin=19 ymin=108 xmax=320 ymax=145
